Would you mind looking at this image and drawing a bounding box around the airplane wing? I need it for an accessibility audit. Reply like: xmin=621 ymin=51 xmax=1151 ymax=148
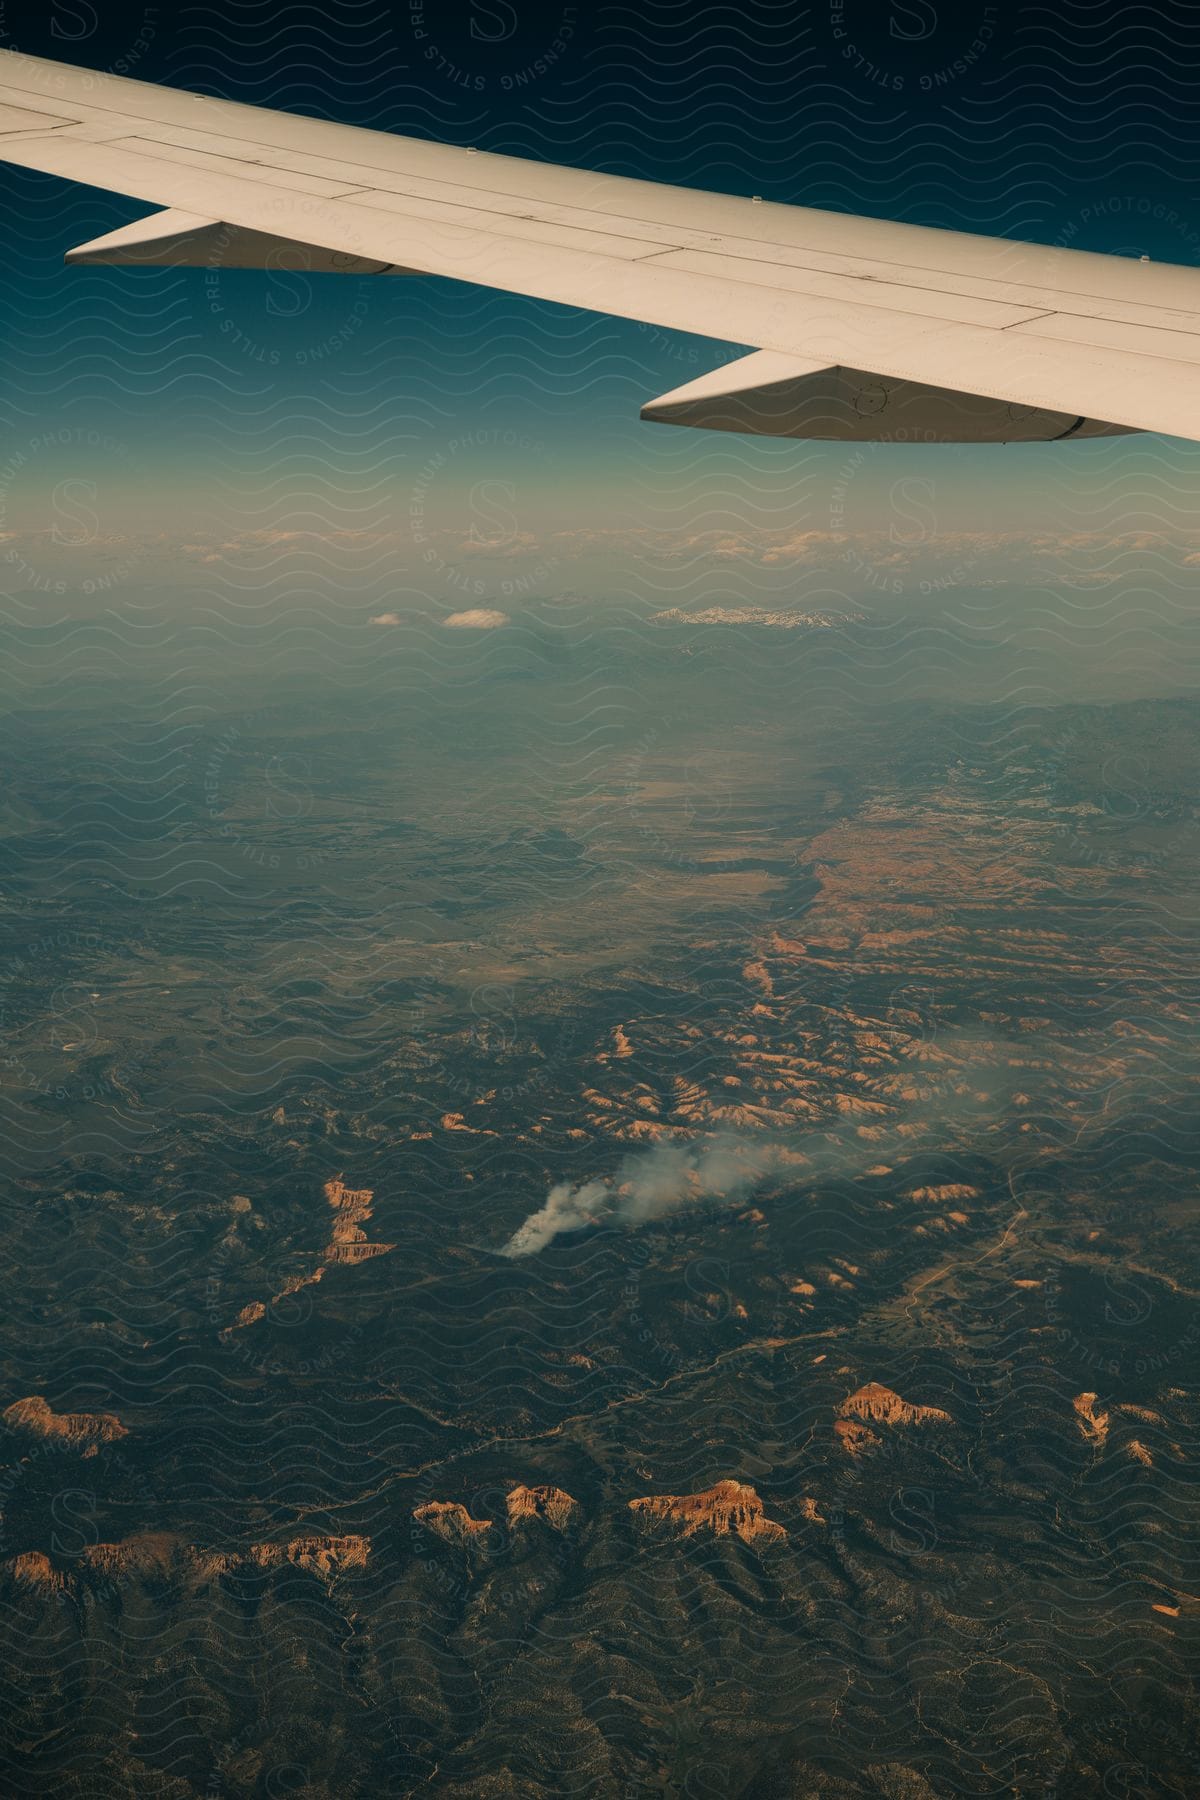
xmin=3 ymin=48 xmax=1200 ymax=443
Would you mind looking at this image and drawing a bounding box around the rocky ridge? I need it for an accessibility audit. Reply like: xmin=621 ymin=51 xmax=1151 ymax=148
xmin=222 ymin=1176 xmax=394 ymax=1338
xmin=835 ymin=1382 xmax=953 ymax=1455
xmin=506 ymin=1484 xmax=578 ymax=1530
xmin=629 ymin=1479 xmax=786 ymax=1544
xmin=3 ymin=1395 xmax=128 ymax=1456
xmin=5 ymin=1532 xmax=368 ymax=1595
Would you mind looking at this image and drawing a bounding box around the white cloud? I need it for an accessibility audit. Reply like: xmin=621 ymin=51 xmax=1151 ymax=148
xmin=442 ymin=608 xmax=510 ymax=630
xmin=369 ymin=611 xmax=403 ymax=626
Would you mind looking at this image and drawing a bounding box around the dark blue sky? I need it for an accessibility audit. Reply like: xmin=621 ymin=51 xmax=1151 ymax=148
xmin=5 ymin=2 xmax=1198 ymax=233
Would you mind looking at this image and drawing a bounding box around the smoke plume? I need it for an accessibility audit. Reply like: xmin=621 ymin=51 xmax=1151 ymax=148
xmin=499 ymin=1136 xmax=784 ymax=1257
xmin=497 ymin=1029 xmax=1058 ymax=1257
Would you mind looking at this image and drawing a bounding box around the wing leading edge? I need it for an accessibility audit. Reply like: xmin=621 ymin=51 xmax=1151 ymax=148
xmin=2 ymin=49 xmax=1200 ymax=443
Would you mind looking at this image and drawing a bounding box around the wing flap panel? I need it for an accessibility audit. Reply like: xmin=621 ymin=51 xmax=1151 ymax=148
xmin=1013 ymin=309 xmax=1200 ymax=367
xmin=645 ymin=248 xmax=1054 ymax=330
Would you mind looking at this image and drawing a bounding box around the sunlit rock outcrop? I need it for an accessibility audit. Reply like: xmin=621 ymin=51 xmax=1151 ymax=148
xmin=5 ymin=1532 xmax=371 ymax=1595
xmin=835 ymin=1382 xmax=952 ymax=1455
xmin=506 ymin=1485 xmax=578 ymax=1531
xmin=3 ymin=1395 xmax=128 ymax=1456
xmin=223 ymin=1176 xmax=393 ymax=1334
xmin=1072 ymin=1392 xmax=1110 ymax=1447
xmin=82 ymin=1535 xmax=178 ymax=1580
xmin=414 ymin=1502 xmax=493 ymax=1547
xmin=629 ymin=1479 xmax=786 ymax=1544
xmin=9 ymin=1551 xmax=66 ymax=1592
xmin=322 ymin=1176 xmax=395 ymax=1263
xmin=255 ymin=1535 xmax=369 ymax=1576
